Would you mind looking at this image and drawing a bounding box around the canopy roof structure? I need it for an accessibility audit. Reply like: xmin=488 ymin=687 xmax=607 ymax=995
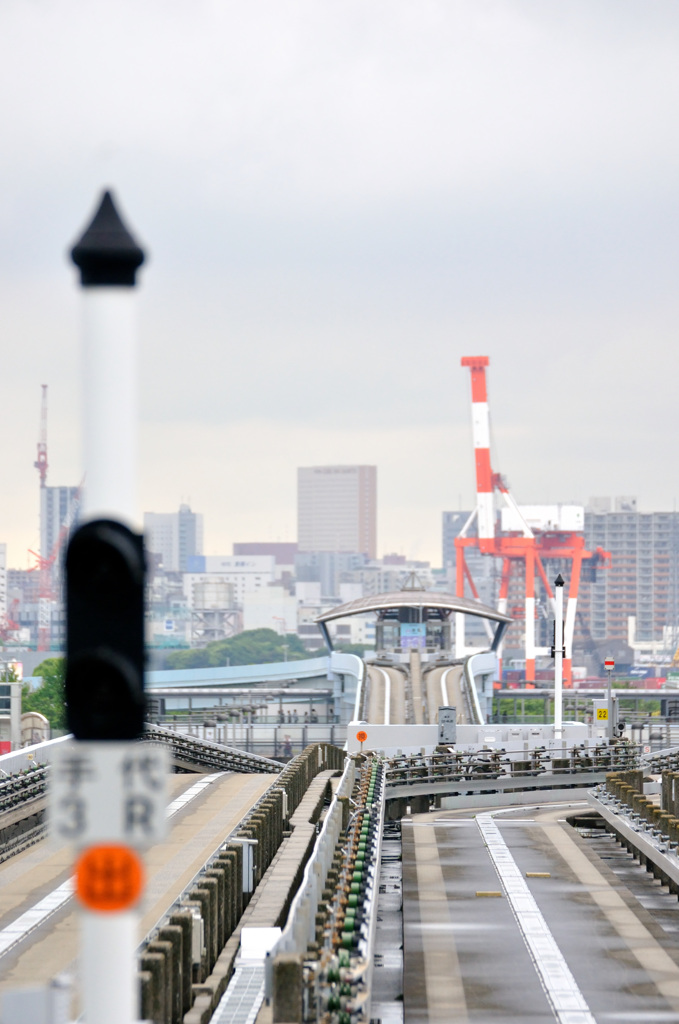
xmin=315 ymin=590 xmax=511 ymax=626
xmin=314 ymin=575 xmax=511 ymax=653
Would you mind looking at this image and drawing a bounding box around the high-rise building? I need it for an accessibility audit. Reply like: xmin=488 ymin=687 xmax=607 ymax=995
xmin=577 ymin=498 xmax=679 ymax=659
xmin=0 ymin=544 xmax=6 ymax=620
xmin=144 ymin=504 xmax=204 ymax=572
xmin=40 ymin=486 xmax=80 ymax=560
xmin=297 ymin=466 xmax=377 ymax=559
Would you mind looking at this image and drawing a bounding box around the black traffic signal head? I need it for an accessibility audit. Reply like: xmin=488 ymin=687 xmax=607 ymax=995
xmin=65 ymin=519 xmax=146 ymax=740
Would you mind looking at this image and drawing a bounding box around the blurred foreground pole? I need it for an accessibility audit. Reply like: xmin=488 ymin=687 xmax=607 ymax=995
xmin=67 ymin=191 xmax=146 ymax=1024
xmin=71 ymin=190 xmax=144 ymax=524
xmin=554 ymin=574 xmax=564 ymax=741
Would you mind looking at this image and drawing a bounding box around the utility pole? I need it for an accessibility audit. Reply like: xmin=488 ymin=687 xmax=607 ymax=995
xmin=50 ymin=191 xmax=167 ymax=1024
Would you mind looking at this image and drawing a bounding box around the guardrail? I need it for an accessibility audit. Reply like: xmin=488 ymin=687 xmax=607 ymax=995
xmin=588 ymin=770 xmax=679 ymax=896
xmin=462 ymin=659 xmax=484 ymax=725
xmin=382 ymin=746 xmax=643 ymax=814
xmin=0 ymin=762 xmax=47 ymax=812
xmin=384 ymin=744 xmax=642 ymax=785
xmin=353 ymin=659 xmax=367 ymax=723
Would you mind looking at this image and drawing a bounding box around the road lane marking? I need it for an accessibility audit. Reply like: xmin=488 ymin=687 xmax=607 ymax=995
xmin=477 ymin=812 xmax=596 ymax=1024
xmin=412 ymin=825 xmax=468 ymax=1023
xmin=0 ymin=772 xmax=225 ymax=960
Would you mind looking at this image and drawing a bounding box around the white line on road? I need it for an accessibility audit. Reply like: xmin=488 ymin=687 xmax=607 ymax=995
xmin=477 ymin=812 xmax=596 ymax=1024
xmin=0 ymin=772 xmax=225 ymax=961
xmin=379 ymin=668 xmax=391 ymax=726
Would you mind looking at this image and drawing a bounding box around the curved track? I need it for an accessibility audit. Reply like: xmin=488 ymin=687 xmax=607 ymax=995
xmin=366 ymin=665 xmax=406 ymax=725
xmin=367 ymin=663 xmax=472 ymax=727
xmin=423 ymin=665 xmax=466 ymax=724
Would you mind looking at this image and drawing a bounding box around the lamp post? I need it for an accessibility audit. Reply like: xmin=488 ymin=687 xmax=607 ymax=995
xmin=604 ymin=657 xmax=615 ymax=741
xmin=554 ymin=574 xmax=565 ymax=741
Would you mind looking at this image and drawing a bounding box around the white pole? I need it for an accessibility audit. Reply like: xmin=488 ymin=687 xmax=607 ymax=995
xmin=554 ymin=575 xmax=564 ymax=742
xmin=82 ymin=289 xmax=137 ymax=524
xmin=82 ymin=912 xmax=137 ymax=1024
xmin=70 ymin=190 xmax=146 ymax=1024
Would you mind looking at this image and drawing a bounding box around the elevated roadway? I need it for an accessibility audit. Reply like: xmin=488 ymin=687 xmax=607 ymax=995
xmin=0 ymin=771 xmax=276 ymax=1013
xmin=403 ymin=800 xmax=679 ymax=1023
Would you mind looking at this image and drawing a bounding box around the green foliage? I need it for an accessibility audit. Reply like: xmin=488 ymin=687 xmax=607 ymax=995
xmin=165 ymin=629 xmax=318 ymax=670
xmin=333 ymin=642 xmax=368 ymax=657
xmin=22 ymin=657 xmax=67 ymax=730
xmin=494 ymin=696 xmax=547 ymax=719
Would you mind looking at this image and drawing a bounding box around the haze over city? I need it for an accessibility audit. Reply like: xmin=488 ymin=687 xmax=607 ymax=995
xmin=1 ymin=2 xmax=679 ymax=567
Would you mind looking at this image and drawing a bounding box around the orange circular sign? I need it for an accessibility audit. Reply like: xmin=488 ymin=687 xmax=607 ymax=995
xmin=75 ymin=844 xmax=144 ymax=913
xmin=356 ymin=730 xmax=368 ymax=743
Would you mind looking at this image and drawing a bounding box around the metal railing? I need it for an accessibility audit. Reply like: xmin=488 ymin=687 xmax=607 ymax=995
xmin=144 ymin=724 xmax=283 ymax=773
xmin=384 ymin=744 xmax=643 ymax=790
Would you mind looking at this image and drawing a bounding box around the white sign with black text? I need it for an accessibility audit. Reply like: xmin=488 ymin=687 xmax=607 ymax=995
xmin=49 ymin=741 xmax=169 ymax=848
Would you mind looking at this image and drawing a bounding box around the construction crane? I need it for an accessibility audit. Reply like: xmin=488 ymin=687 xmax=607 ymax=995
xmin=29 ymin=386 xmax=82 ymax=652
xmin=28 ymin=485 xmax=81 ymax=652
xmin=34 ymin=384 xmax=48 ymax=490
xmin=455 ymin=356 xmax=610 ymax=687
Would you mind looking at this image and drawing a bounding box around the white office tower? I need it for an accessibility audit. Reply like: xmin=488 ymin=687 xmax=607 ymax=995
xmin=297 ymin=465 xmax=377 ymax=559
xmin=144 ymin=504 xmax=204 ymax=572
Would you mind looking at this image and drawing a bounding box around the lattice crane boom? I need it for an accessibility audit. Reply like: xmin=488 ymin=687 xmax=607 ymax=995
xmin=456 ymin=356 xmax=610 ymax=686
xmin=34 ymin=384 xmax=48 ymax=489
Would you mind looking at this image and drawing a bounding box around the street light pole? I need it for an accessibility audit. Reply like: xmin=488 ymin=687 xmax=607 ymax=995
xmin=604 ymin=657 xmax=615 ymax=741
xmin=554 ymin=574 xmax=565 ymax=741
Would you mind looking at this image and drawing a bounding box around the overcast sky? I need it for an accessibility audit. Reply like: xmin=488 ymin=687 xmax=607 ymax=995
xmin=1 ymin=1 xmax=678 ymax=568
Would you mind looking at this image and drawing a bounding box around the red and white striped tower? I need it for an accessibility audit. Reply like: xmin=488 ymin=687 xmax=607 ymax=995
xmin=458 ymin=355 xmax=611 ymax=688
xmin=461 ymin=356 xmax=495 ymax=554
xmin=524 ymin=546 xmax=537 ymax=681
xmin=564 ymin=541 xmax=585 ymax=686
xmin=496 ymin=558 xmax=512 ymax=677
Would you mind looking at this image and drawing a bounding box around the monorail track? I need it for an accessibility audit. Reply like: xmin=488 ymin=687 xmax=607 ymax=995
xmin=365 ymin=659 xmax=473 ymax=728
xmin=0 ymin=771 xmax=277 ymax=1010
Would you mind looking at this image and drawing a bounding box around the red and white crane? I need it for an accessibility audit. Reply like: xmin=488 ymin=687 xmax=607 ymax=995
xmin=34 ymin=384 xmax=48 ymax=490
xmin=455 ymin=356 xmax=609 ymax=686
xmin=28 ymin=385 xmax=82 ymax=651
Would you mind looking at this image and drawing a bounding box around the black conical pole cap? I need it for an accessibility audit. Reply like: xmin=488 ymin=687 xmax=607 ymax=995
xmin=70 ymin=190 xmax=146 ymax=286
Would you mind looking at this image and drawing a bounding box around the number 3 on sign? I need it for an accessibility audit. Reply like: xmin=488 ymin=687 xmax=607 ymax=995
xmin=597 ymin=708 xmax=609 ymax=720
